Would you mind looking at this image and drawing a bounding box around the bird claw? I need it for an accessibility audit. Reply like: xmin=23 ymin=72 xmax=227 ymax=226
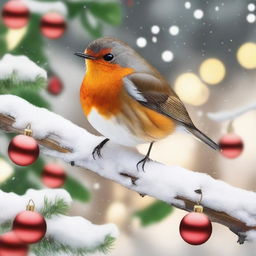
xmin=136 ymin=156 xmax=150 ymax=172
xmin=92 ymin=138 xmax=109 ymax=160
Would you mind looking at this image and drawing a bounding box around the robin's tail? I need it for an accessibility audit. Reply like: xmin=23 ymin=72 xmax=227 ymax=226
xmin=187 ymin=127 xmax=220 ymax=151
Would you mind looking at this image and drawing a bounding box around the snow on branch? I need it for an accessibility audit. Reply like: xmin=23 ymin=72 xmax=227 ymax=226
xmin=207 ymin=101 xmax=256 ymax=122
xmin=0 ymin=188 xmax=118 ymax=255
xmin=0 ymin=95 xmax=256 ymax=244
xmin=21 ymin=0 xmax=67 ymax=16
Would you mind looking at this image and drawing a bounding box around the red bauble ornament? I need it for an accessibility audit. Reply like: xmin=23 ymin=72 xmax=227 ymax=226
xmin=219 ymin=134 xmax=244 ymax=159
xmin=0 ymin=232 xmax=28 ymax=256
xmin=47 ymin=76 xmax=63 ymax=95
xmin=8 ymin=134 xmax=39 ymax=166
xmin=2 ymin=0 xmax=30 ymax=29
xmin=42 ymin=163 xmax=66 ymax=188
xmin=13 ymin=202 xmax=47 ymax=244
xmin=40 ymin=12 xmax=66 ymax=39
xmin=179 ymin=211 xmax=212 ymax=245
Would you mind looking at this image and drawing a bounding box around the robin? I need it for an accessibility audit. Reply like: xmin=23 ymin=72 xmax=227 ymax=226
xmin=75 ymin=37 xmax=219 ymax=171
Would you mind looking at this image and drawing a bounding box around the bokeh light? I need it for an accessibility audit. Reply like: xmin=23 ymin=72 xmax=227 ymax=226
xmin=184 ymin=2 xmax=191 ymax=9
xmin=151 ymin=25 xmax=160 ymax=34
xmin=237 ymin=42 xmax=256 ymax=69
xmin=248 ymin=3 xmax=255 ymax=12
xmin=199 ymin=58 xmax=226 ymax=85
xmin=194 ymin=9 xmax=204 ymax=19
xmin=161 ymin=50 xmax=173 ymax=62
xmin=174 ymin=73 xmax=209 ymax=106
xmin=6 ymin=26 xmax=27 ymax=50
xmin=0 ymin=158 xmax=14 ymax=183
xmin=247 ymin=13 xmax=256 ymax=23
xmin=106 ymin=201 xmax=128 ymax=224
xmin=136 ymin=37 xmax=147 ymax=48
xmin=169 ymin=25 xmax=179 ymax=36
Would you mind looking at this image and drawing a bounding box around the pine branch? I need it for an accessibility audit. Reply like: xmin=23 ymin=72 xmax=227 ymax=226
xmin=41 ymin=197 xmax=69 ymax=219
xmin=32 ymin=235 xmax=115 ymax=256
xmin=0 ymin=188 xmax=118 ymax=255
xmin=0 ymin=75 xmax=46 ymax=94
xmin=0 ymin=95 xmax=255 ymax=244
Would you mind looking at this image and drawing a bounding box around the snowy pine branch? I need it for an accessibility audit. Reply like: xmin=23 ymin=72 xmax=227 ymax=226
xmin=0 ymin=188 xmax=118 ymax=255
xmin=0 ymin=95 xmax=255 ymax=244
xmin=207 ymin=101 xmax=256 ymax=122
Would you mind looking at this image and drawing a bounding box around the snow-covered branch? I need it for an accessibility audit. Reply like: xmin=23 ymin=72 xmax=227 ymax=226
xmin=0 ymin=188 xmax=118 ymax=255
xmin=0 ymin=95 xmax=256 ymax=244
xmin=207 ymin=101 xmax=256 ymax=122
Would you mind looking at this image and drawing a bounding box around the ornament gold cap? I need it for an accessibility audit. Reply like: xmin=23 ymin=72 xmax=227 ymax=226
xmin=194 ymin=204 xmax=204 ymax=213
xmin=24 ymin=124 xmax=32 ymax=136
xmin=26 ymin=199 xmax=35 ymax=211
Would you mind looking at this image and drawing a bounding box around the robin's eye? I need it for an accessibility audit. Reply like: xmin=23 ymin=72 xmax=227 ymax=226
xmin=103 ymin=53 xmax=114 ymax=61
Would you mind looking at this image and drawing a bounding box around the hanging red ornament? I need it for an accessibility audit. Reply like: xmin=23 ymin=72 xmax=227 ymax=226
xmin=0 ymin=231 xmax=28 ymax=256
xmin=126 ymin=0 xmax=134 ymax=6
xmin=41 ymin=163 xmax=66 ymax=188
xmin=219 ymin=133 xmax=244 ymax=159
xmin=47 ymin=76 xmax=63 ymax=95
xmin=8 ymin=125 xmax=39 ymax=166
xmin=40 ymin=12 xmax=66 ymax=39
xmin=13 ymin=200 xmax=47 ymax=244
xmin=179 ymin=190 xmax=212 ymax=245
xmin=2 ymin=0 xmax=30 ymax=29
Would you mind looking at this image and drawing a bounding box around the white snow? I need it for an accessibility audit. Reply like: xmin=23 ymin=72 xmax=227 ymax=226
xmin=0 ymin=95 xmax=256 ymax=241
xmin=0 ymin=188 xmax=71 ymax=223
xmin=136 ymin=37 xmax=147 ymax=48
xmin=0 ymin=54 xmax=47 ymax=81
xmin=207 ymin=101 xmax=256 ymax=121
xmin=47 ymin=216 xmax=118 ymax=248
xmin=21 ymin=0 xmax=67 ymax=16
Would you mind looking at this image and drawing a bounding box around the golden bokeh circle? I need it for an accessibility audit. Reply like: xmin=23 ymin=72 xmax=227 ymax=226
xmin=199 ymin=58 xmax=226 ymax=85
xmin=237 ymin=42 xmax=256 ymax=69
xmin=174 ymin=72 xmax=209 ymax=106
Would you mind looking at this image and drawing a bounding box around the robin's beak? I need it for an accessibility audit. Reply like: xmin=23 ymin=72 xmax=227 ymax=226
xmin=74 ymin=52 xmax=96 ymax=60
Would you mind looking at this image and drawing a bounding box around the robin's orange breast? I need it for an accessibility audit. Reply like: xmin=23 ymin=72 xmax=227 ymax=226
xmin=80 ymin=60 xmax=134 ymax=118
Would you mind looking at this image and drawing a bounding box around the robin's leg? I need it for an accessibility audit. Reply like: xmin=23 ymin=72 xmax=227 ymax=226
xmin=136 ymin=142 xmax=154 ymax=172
xmin=92 ymin=138 xmax=110 ymax=160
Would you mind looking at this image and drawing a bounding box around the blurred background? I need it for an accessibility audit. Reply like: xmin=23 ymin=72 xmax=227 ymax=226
xmin=1 ymin=0 xmax=256 ymax=255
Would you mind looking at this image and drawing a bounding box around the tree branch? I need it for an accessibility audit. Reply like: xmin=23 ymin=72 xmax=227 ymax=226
xmin=1 ymin=95 xmax=256 ymax=243
xmin=207 ymin=101 xmax=256 ymax=122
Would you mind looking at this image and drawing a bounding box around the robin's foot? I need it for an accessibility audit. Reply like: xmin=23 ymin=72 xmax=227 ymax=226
xmin=136 ymin=142 xmax=154 ymax=172
xmin=92 ymin=138 xmax=109 ymax=160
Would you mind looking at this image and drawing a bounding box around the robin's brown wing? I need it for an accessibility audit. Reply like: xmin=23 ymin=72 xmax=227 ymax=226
xmin=123 ymin=72 xmax=195 ymax=129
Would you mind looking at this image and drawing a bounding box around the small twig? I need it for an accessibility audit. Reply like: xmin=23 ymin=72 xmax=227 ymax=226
xmin=119 ymin=172 xmax=138 ymax=185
